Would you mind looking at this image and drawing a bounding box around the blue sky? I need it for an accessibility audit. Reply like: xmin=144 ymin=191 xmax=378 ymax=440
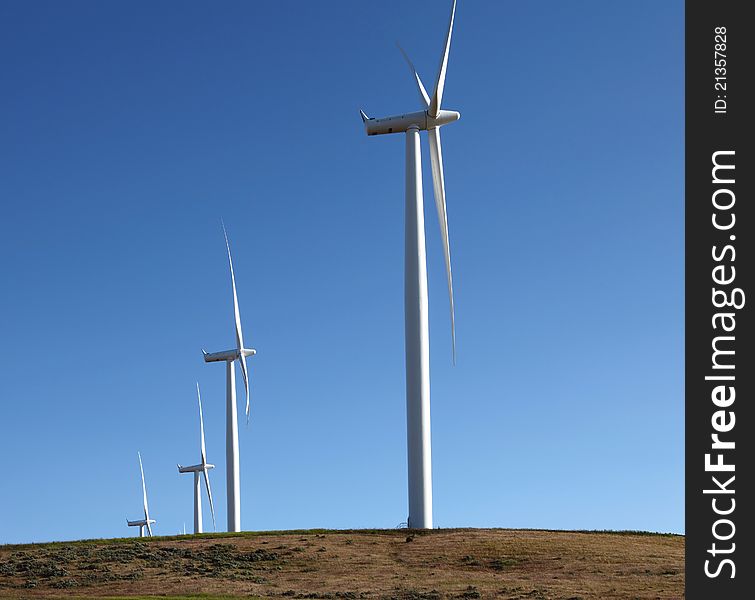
xmin=0 ymin=0 xmax=683 ymax=544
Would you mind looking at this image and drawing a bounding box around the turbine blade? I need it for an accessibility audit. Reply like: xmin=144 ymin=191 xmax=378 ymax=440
xmin=428 ymin=0 xmax=457 ymax=118
xmin=197 ymin=382 xmax=207 ymax=465
xmin=146 ymin=521 xmax=153 ymax=537
xmin=239 ymin=354 xmax=250 ymax=423
xmin=222 ymin=223 xmax=247 ymax=359
xmin=428 ymin=127 xmax=456 ymax=363
xmin=138 ymin=452 xmax=151 ymax=522
xmin=396 ymin=43 xmax=430 ymax=108
xmin=203 ymin=467 xmax=216 ymax=531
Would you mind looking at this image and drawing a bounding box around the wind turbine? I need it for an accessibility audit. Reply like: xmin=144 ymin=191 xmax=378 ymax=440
xmin=178 ymin=382 xmax=216 ymax=534
xmin=126 ymin=452 xmax=156 ymax=537
xmin=359 ymin=0 xmax=460 ymax=529
xmin=203 ymin=225 xmax=256 ymax=532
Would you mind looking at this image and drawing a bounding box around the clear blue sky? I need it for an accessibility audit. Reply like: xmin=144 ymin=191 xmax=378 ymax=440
xmin=0 ymin=0 xmax=683 ymax=544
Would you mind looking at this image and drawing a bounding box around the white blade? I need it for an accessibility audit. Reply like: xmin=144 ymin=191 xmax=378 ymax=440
xmin=203 ymin=467 xmax=216 ymax=531
xmin=138 ymin=452 xmax=150 ymax=522
xmin=239 ymin=354 xmax=250 ymax=422
xmin=428 ymin=0 xmax=457 ymax=118
xmin=146 ymin=521 xmax=153 ymax=537
xmin=223 ymin=223 xmax=251 ymax=421
xmin=197 ymin=382 xmax=207 ymax=465
xmin=428 ymin=126 xmax=456 ymax=364
xmin=223 ymin=224 xmax=246 ymax=355
xmin=397 ymin=43 xmax=430 ymax=108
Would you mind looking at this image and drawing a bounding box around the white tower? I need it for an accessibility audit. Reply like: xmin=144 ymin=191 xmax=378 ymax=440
xmin=360 ymin=0 xmax=459 ymax=529
xmin=127 ymin=452 xmax=156 ymax=537
xmin=203 ymin=226 xmax=256 ymax=532
xmin=178 ymin=383 xmax=216 ymax=534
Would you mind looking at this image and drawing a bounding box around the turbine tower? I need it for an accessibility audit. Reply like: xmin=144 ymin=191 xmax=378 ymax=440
xmin=178 ymin=382 xmax=216 ymax=534
xmin=127 ymin=452 xmax=156 ymax=537
xmin=359 ymin=0 xmax=459 ymax=529
xmin=203 ymin=226 xmax=256 ymax=532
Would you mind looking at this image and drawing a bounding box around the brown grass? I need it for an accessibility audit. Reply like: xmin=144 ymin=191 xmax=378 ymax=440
xmin=0 ymin=528 xmax=684 ymax=599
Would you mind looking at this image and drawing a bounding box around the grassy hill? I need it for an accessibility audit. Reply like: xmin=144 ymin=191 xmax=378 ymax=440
xmin=0 ymin=528 xmax=684 ymax=600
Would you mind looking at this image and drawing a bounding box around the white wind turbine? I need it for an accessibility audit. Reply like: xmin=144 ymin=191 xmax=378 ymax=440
xmin=203 ymin=225 xmax=256 ymax=532
xmin=177 ymin=382 xmax=216 ymax=534
xmin=126 ymin=452 xmax=156 ymax=537
xmin=359 ymin=0 xmax=460 ymax=529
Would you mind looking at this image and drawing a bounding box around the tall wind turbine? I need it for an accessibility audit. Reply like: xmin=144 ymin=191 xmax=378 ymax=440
xmin=359 ymin=0 xmax=460 ymax=529
xmin=203 ymin=226 xmax=256 ymax=532
xmin=127 ymin=452 xmax=156 ymax=537
xmin=178 ymin=382 xmax=216 ymax=534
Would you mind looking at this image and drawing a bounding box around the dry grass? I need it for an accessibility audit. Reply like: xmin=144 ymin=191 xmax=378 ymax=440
xmin=0 ymin=528 xmax=684 ymax=599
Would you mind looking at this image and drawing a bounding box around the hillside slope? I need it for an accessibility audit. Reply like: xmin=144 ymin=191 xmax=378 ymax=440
xmin=0 ymin=528 xmax=684 ymax=600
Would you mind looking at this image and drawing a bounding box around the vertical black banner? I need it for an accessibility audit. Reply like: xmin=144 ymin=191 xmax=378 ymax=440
xmin=686 ymin=1 xmax=753 ymax=598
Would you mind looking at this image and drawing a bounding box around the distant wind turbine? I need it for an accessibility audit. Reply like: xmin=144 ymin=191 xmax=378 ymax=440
xmin=178 ymin=383 xmax=216 ymax=534
xmin=359 ymin=0 xmax=460 ymax=529
xmin=203 ymin=225 xmax=256 ymax=532
xmin=126 ymin=452 xmax=156 ymax=537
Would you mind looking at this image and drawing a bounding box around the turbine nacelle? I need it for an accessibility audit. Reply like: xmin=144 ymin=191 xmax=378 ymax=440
xmin=126 ymin=519 xmax=156 ymax=527
xmin=361 ymin=109 xmax=460 ymax=136
xmin=177 ymin=463 xmax=215 ymax=473
xmin=202 ymin=348 xmax=257 ymax=363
